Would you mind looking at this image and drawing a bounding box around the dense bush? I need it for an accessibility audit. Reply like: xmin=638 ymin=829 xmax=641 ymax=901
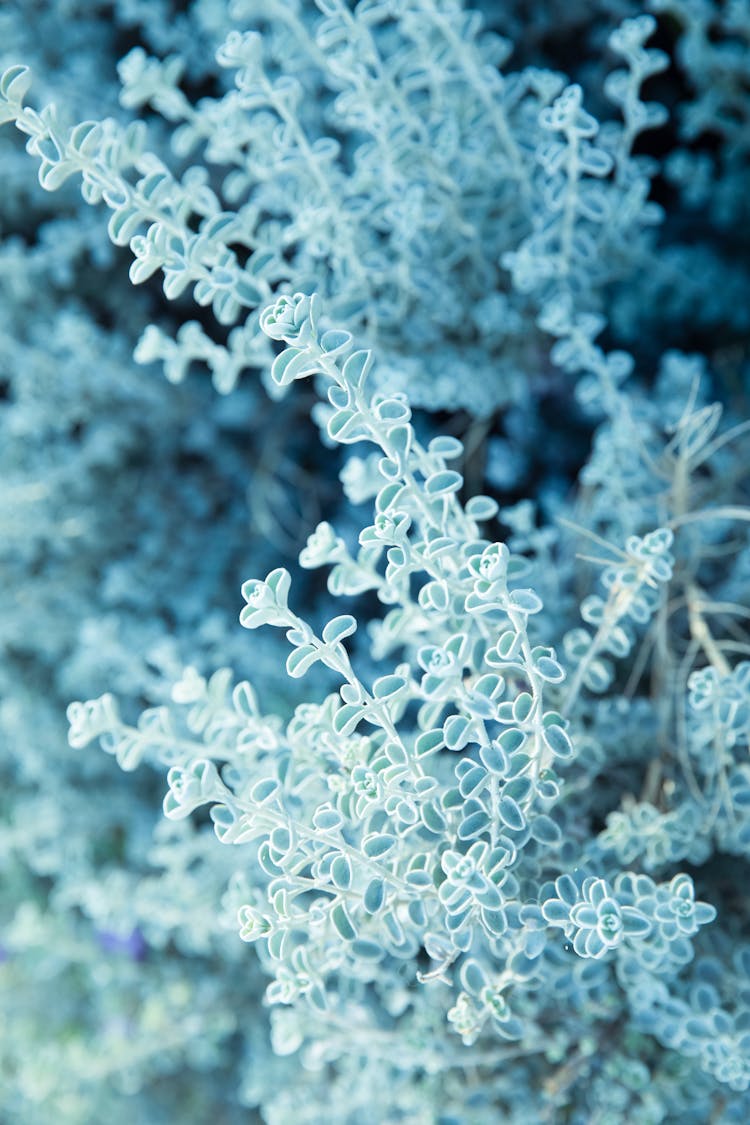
xmin=2 ymin=1 xmax=749 ymax=1121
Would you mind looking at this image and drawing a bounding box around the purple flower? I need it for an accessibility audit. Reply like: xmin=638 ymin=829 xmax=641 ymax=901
xmin=97 ymin=926 xmax=148 ymax=961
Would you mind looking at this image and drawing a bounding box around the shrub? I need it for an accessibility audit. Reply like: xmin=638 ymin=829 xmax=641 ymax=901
xmin=2 ymin=2 xmax=750 ymax=1121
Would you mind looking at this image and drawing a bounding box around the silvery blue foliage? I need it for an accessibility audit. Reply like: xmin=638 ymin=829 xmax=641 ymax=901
xmin=2 ymin=1 xmax=750 ymax=1122
xmin=0 ymin=3 xmax=675 ymax=414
